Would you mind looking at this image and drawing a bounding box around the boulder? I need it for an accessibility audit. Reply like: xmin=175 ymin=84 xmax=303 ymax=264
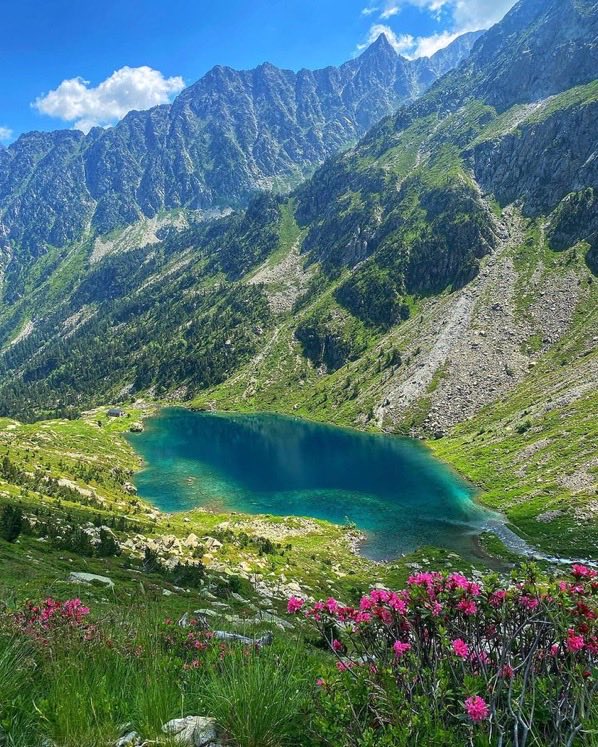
xmin=162 ymin=716 xmax=221 ymax=746
xmin=68 ymin=572 xmax=114 ymax=587
xmin=202 ymin=536 xmax=223 ymax=551
xmin=184 ymin=533 xmax=201 ymax=550
xmin=129 ymin=422 xmax=144 ymax=433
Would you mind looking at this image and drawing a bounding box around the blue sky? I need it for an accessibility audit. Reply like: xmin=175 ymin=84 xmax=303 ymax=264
xmin=0 ymin=0 xmax=516 ymax=142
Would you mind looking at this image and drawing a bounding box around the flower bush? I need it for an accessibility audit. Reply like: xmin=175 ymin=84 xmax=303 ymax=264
xmin=290 ymin=565 xmax=597 ymax=747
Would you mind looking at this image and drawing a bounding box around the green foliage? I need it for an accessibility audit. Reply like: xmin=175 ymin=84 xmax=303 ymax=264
xmin=0 ymin=505 xmax=23 ymax=543
xmin=0 ymin=637 xmax=37 ymax=747
xmin=200 ymin=645 xmax=315 ymax=747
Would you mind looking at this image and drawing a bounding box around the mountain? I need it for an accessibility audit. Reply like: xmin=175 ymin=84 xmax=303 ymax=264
xmin=0 ymin=0 xmax=595 ymax=557
xmin=0 ymin=32 xmax=481 ymax=257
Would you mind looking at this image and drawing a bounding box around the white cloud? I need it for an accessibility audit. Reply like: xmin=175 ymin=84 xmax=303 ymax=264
xmin=357 ymin=24 xmax=418 ymax=55
xmin=360 ymin=0 xmax=517 ymax=58
xmin=33 ymin=66 xmax=185 ymax=133
xmin=358 ymin=25 xmax=467 ymax=58
xmin=373 ymin=0 xmax=516 ymax=30
xmin=0 ymin=126 xmax=13 ymax=142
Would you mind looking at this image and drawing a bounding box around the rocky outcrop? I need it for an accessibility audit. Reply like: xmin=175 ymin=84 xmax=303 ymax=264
xmin=469 ymin=101 xmax=598 ymax=216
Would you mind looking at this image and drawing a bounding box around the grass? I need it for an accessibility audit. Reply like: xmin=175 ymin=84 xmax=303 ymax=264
xmin=0 ymin=599 xmax=321 ymax=747
xmin=0 ymin=637 xmax=38 ymax=747
xmin=199 ymin=644 xmax=316 ymax=747
xmin=35 ymin=619 xmax=180 ymax=746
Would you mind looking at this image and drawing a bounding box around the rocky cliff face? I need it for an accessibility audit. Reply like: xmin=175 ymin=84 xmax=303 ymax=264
xmin=0 ymin=32 xmax=480 ymax=255
xmin=469 ymin=96 xmax=598 ymax=215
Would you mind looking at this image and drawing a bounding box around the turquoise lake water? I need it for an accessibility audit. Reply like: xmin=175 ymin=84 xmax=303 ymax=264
xmin=127 ymin=408 xmax=494 ymax=561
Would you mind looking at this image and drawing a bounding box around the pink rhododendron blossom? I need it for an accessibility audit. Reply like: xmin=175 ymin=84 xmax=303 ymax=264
xmin=448 ymin=573 xmax=470 ymax=590
xmin=325 ymin=597 xmax=340 ymax=615
xmin=571 ymin=564 xmax=596 ymax=579
xmin=331 ymin=639 xmax=343 ymax=652
xmin=393 ymin=640 xmax=411 ymax=657
xmin=490 ymin=590 xmax=507 ymax=607
xmin=457 ymin=599 xmax=477 ymax=616
xmin=452 ymin=639 xmax=469 ymax=659
xmin=287 ymin=596 xmax=304 ymax=614
xmin=464 ymin=695 xmax=490 ymax=722
xmin=566 ymin=629 xmax=585 ymax=652
xmin=519 ymin=595 xmax=539 ymax=610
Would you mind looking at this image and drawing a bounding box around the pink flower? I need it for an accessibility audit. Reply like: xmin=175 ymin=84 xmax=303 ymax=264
xmin=469 ymin=582 xmax=482 ymax=597
xmin=374 ymin=607 xmax=392 ymax=624
xmin=501 ymin=664 xmax=514 ymax=679
xmin=519 ymin=595 xmax=539 ymax=610
xmin=388 ymin=594 xmax=408 ymax=614
xmin=464 ymin=695 xmax=490 ymax=722
xmin=448 ymin=573 xmax=470 ymax=590
xmin=287 ymin=596 xmax=304 ymax=614
xmin=336 ymin=660 xmax=353 ymax=672
xmin=566 ymin=629 xmax=585 ymax=653
xmin=452 ymin=639 xmax=469 ymax=659
xmin=393 ymin=640 xmax=411 ymax=658
xmin=490 ymin=590 xmax=507 ymax=607
xmin=370 ymin=588 xmax=391 ymax=604
xmin=331 ymin=639 xmax=343 ymax=652
xmin=457 ymin=599 xmax=477 ymax=616
xmin=586 ymin=637 xmax=598 ymax=655
xmin=316 ymin=678 xmax=326 ymax=687
xmin=325 ymin=597 xmax=340 ymax=615
xmin=407 ymin=572 xmax=439 ymax=589
xmin=469 ymin=650 xmax=490 ymax=665
xmin=571 ymin=564 xmax=596 ymax=579
xmin=550 ymin=643 xmax=560 ymax=657
xmin=431 ymin=601 xmax=443 ymax=616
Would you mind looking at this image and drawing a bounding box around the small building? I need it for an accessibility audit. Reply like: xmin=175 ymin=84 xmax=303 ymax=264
xmin=107 ymin=407 xmax=126 ymax=417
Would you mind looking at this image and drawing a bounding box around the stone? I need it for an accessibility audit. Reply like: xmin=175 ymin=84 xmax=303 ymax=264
xmin=129 ymin=422 xmax=144 ymax=433
xmin=115 ymin=731 xmax=142 ymax=747
xmin=184 ymin=533 xmax=201 ymax=550
xmin=202 ymin=536 xmax=223 ymax=551
xmin=68 ymin=572 xmax=114 ymax=587
xmin=162 ymin=715 xmax=221 ymax=746
xmin=194 ymin=608 xmax=219 ymax=617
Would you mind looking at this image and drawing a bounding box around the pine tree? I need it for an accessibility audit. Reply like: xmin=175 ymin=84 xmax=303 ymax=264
xmin=0 ymin=505 xmax=24 ymax=543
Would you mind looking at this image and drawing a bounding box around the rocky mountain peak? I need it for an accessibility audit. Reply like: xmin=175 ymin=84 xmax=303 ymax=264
xmin=0 ymin=32 xmax=481 ymax=253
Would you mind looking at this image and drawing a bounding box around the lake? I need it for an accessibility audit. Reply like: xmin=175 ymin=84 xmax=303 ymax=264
xmin=127 ymin=408 xmax=495 ymax=561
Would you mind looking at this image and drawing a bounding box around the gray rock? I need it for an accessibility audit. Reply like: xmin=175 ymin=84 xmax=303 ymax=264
xmin=68 ymin=572 xmax=114 ymax=587
xmin=162 ymin=715 xmax=221 ymax=746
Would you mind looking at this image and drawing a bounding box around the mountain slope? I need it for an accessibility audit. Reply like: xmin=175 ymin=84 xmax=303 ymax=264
xmin=0 ymin=0 xmax=595 ymax=557
xmin=0 ymin=32 xmax=481 ymax=258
